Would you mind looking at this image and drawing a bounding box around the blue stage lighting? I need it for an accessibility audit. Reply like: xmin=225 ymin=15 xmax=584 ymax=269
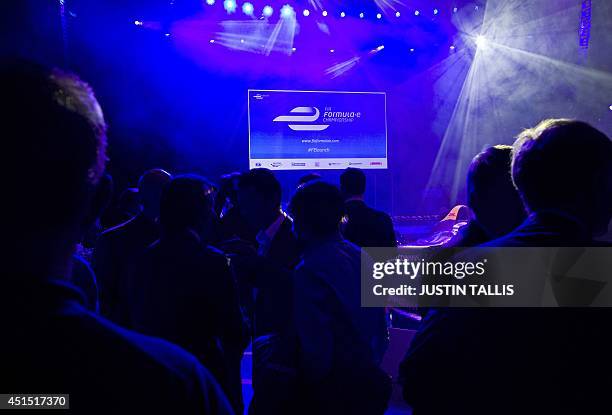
xmin=263 ymin=5 xmax=273 ymax=17
xmin=280 ymin=4 xmax=294 ymax=18
xmin=223 ymin=0 xmax=237 ymax=14
xmin=322 ymin=10 xmax=328 ymax=17
xmin=134 ymin=20 xmax=143 ymax=26
xmin=359 ymin=12 xmax=364 ymax=18
xmin=395 ymin=11 xmax=400 ymax=17
xmin=206 ymin=0 xmax=215 ymax=5
xmin=376 ymin=13 xmax=382 ymax=19
xmin=242 ymin=2 xmax=254 ymax=15
xmin=414 ymin=10 xmax=420 ymax=16
xmin=376 ymin=45 xmax=384 ymax=51
xmin=340 ymin=12 xmax=346 ymax=18
xmin=434 ymin=8 xmax=439 ymax=15
xmin=303 ymin=9 xmax=310 ymax=17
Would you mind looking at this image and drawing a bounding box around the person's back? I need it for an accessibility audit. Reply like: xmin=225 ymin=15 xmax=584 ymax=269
xmin=446 ymin=145 xmax=527 ymax=247
xmin=401 ymin=120 xmax=612 ymax=415
xmin=0 ymin=61 xmax=232 ymax=414
xmin=481 ymin=120 xmax=612 ymax=412
xmin=127 ymin=175 xmax=246 ymax=414
xmin=343 ymin=200 xmax=397 ymax=247
xmin=1 ymin=278 xmax=232 ymax=414
xmin=94 ymin=169 xmax=171 ymax=324
xmin=236 ymin=168 xmax=300 ymax=336
xmin=340 ymin=168 xmax=396 ymax=248
xmin=290 ymin=181 xmax=390 ymax=415
xmin=296 ymin=238 xmax=389 ymax=371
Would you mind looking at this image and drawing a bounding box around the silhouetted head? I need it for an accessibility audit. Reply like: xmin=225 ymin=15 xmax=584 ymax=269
xmin=340 ymin=167 xmax=366 ymax=200
xmin=159 ymin=175 xmax=215 ymax=240
xmin=289 ymin=181 xmax=344 ymax=243
xmin=1 ymin=60 xmax=110 ymax=275
xmin=117 ymin=187 xmax=141 ymax=218
xmin=512 ymin=119 xmax=612 ymax=236
xmin=137 ymin=168 xmax=171 ymax=220
xmin=215 ymin=172 xmax=240 ymax=215
xmin=237 ymin=168 xmax=281 ymax=232
xmin=467 ymin=145 xmax=526 ymax=238
xmin=297 ymin=172 xmax=321 ymax=188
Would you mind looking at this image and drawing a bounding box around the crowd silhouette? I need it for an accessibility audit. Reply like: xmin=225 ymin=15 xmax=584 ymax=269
xmin=1 ymin=60 xmax=611 ymax=415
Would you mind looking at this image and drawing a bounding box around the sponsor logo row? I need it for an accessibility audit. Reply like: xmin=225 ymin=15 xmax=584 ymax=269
xmin=253 ymin=160 xmax=384 ymax=168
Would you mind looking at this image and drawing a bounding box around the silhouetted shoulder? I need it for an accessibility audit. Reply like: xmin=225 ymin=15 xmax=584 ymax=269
xmin=2 ymin=278 xmax=233 ymax=415
xmin=202 ymin=245 xmax=229 ymax=260
xmin=373 ymin=207 xmax=393 ymax=222
xmin=99 ymin=216 xmax=137 ymax=240
xmin=298 ymin=239 xmax=360 ymax=270
xmin=64 ymin=304 xmax=234 ymax=413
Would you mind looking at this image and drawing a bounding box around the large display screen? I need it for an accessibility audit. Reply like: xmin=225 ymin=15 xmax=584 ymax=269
xmin=248 ymin=90 xmax=387 ymax=170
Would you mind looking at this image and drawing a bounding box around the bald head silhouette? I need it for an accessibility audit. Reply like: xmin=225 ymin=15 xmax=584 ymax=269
xmin=137 ymin=169 xmax=172 ymax=220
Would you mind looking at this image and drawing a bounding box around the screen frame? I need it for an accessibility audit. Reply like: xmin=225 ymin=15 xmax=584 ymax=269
xmin=247 ymin=89 xmax=388 ymax=170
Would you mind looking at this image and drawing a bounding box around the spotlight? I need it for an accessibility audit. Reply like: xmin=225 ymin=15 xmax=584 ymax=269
xmin=292 ymin=47 xmax=296 ymax=52
xmin=376 ymin=45 xmax=384 ymax=51
xmin=395 ymin=11 xmax=400 ymax=18
xmin=330 ymin=49 xmax=334 ymax=53
xmin=376 ymin=13 xmax=382 ymax=19
xmin=414 ymin=10 xmax=420 ymax=16
xmin=164 ymin=33 xmax=170 ymax=37
xmin=409 ymin=48 xmax=414 ymax=52
xmin=340 ymin=12 xmax=346 ymax=17
xmin=240 ymin=39 xmax=244 ymax=43
xmin=210 ymin=39 xmax=215 ymax=43
xmin=263 ymin=5 xmax=273 ymax=17
xmin=206 ymin=0 xmax=215 ymax=5
xmin=242 ymin=2 xmax=254 ymax=15
xmin=134 ymin=20 xmax=143 ymax=26
xmin=322 ymin=10 xmax=328 ymax=17
xmin=434 ymin=8 xmax=439 ymax=15
xmin=223 ymin=0 xmax=237 ymax=13
xmin=609 ymin=105 xmax=612 ymax=111
xmin=453 ymin=7 xmax=458 ymax=13
xmin=303 ymin=9 xmax=310 ymax=17
xmin=450 ymin=45 xmax=455 ymax=50
xmin=280 ymin=4 xmax=294 ymax=18
xmin=475 ymin=35 xmax=487 ymax=48
xmin=359 ymin=12 xmax=364 ymax=18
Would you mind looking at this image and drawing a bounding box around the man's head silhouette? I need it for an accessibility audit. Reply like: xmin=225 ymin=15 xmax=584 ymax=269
xmin=512 ymin=119 xmax=612 ymax=236
xmin=1 ymin=60 xmax=110 ymax=276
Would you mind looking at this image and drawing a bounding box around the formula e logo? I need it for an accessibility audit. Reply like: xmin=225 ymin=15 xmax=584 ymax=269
xmin=273 ymin=107 xmax=330 ymax=131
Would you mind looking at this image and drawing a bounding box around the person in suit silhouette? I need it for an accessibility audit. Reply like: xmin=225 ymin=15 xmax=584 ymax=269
xmin=340 ymin=168 xmax=397 ymax=248
xmin=94 ymin=168 xmax=171 ymax=324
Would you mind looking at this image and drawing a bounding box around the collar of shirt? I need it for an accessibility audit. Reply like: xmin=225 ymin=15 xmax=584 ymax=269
xmin=256 ymin=212 xmax=287 ymax=256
